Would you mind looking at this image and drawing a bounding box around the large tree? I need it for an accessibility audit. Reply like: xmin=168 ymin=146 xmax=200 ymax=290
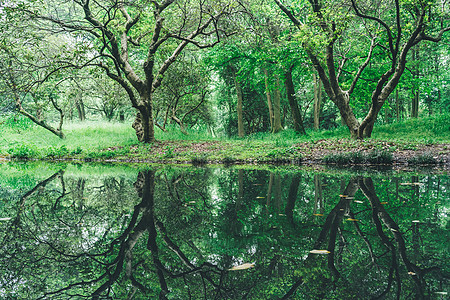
xmin=275 ymin=0 xmax=449 ymax=138
xmin=9 ymin=0 xmax=239 ymax=143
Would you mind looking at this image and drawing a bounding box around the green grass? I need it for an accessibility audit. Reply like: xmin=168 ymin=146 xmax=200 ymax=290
xmin=0 ymin=117 xmax=136 ymax=158
xmin=371 ymin=113 xmax=450 ymax=143
xmin=1 ymin=113 xmax=449 ymax=163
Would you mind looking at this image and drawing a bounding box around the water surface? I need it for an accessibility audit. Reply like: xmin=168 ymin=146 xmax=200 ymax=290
xmin=0 ymin=162 xmax=448 ymax=299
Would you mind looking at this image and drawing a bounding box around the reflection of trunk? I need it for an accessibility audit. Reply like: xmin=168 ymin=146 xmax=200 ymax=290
xmin=285 ymin=65 xmax=306 ymax=134
xmin=266 ymin=172 xmax=274 ymax=209
xmin=285 ymin=174 xmax=300 ymax=226
xmin=17 ymin=170 xmax=65 ymax=217
xmin=274 ymin=174 xmax=282 ymax=212
xmin=282 ymin=179 xmax=358 ymax=298
xmin=313 ymin=175 xmax=323 ymax=216
xmin=238 ymin=169 xmax=244 ymax=211
xmin=359 ymin=178 xmax=439 ymax=298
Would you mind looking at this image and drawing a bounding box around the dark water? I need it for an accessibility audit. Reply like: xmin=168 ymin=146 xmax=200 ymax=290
xmin=0 ymin=163 xmax=448 ymax=299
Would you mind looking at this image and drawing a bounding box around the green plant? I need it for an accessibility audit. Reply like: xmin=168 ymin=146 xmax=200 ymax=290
xmin=70 ymin=146 xmax=83 ymax=155
xmin=191 ymin=155 xmax=208 ymax=165
xmin=366 ymin=149 xmax=393 ymax=165
xmin=163 ymin=146 xmax=175 ymax=158
xmin=46 ymin=145 xmax=69 ymax=158
xmin=8 ymin=144 xmax=39 ymax=159
xmin=222 ymin=156 xmax=236 ymax=165
xmin=407 ymin=152 xmax=438 ymax=165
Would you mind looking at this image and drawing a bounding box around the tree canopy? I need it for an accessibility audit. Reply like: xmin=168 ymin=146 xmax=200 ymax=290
xmin=0 ymin=0 xmax=448 ymax=140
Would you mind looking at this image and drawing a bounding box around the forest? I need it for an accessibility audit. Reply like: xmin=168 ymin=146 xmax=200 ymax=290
xmin=0 ymin=0 xmax=449 ymax=163
xmin=1 ymin=1 xmax=449 ymax=298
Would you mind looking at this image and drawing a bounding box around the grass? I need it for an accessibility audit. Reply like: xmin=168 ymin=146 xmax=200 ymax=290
xmin=407 ymin=152 xmax=439 ymax=165
xmin=0 ymin=113 xmax=449 ymax=165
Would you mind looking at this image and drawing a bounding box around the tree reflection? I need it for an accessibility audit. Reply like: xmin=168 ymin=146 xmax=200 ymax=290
xmin=0 ymin=168 xmax=448 ymax=299
xmin=282 ymin=176 xmax=448 ymax=299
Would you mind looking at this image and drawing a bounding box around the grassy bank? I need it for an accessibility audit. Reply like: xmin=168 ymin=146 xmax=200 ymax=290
xmin=1 ymin=113 xmax=449 ymax=166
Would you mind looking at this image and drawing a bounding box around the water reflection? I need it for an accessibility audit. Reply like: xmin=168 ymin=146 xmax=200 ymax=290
xmin=0 ymin=166 xmax=448 ymax=299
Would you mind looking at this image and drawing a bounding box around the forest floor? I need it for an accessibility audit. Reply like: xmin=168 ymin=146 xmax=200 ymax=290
xmin=1 ymin=115 xmax=449 ymax=170
xmin=84 ymin=138 xmax=450 ymax=170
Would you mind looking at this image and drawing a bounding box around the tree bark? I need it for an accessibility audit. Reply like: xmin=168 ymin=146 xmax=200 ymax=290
xmin=76 ymin=93 xmax=86 ymax=121
xmin=313 ymin=73 xmax=322 ymax=130
xmin=264 ymin=68 xmax=274 ymax=131
xmin=285 ymin=65 xmax=306 ymax=134
xmin=232 ymin=67 xmax=245 ymax=138
xmin=272 ymin=76 xmax=283 ymax=133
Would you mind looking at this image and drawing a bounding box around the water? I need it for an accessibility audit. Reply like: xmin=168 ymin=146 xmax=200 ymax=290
xmin=0 ymin=162 xmax=448 ymax=299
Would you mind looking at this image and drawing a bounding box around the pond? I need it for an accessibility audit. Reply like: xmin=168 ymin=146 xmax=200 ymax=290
xmin=0 ymin=162 xmax=448 ymax=299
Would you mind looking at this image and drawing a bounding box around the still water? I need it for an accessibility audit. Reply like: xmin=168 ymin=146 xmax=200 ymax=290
xmin=0 ymin=162 xmax=448 ymax=299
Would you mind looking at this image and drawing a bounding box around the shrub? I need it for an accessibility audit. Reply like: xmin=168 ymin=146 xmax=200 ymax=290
xmin=8 ymin=144 xmax=39 ymax=159
xmin=46 ymin=145 xmax=69 ymax=158
xmin=70 ymin=146 xmax=83 ymax=155
xmin=408 ymin=152 xmax=438 ymax=165
xmin=191 ymin=155 xmax=208 ymax=165
xmin=322 ymin=152 xmax=364 ymax=165
xmin=366 ymin=149 xmax=393 ymax=165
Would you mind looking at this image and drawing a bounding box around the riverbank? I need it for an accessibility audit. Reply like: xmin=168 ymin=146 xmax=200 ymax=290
xmin=1 ymin=114 xmax=449 ymax=169
xmin=3 ymin=138 xmax=449 ymax=171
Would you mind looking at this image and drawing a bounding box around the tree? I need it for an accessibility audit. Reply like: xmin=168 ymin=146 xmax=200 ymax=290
xmin=9 ymin=0 xmax=240 ymax=143
xmin=0 ymin=10 xmax=71 ymax=139
xmin=275 ymin=0 xmax=450 ymax=138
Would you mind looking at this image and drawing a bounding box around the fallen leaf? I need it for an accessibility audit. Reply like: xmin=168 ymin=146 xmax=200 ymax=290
xmin=380 ymin=202 xmax=388 ymax=205
xmin=0 ymin=218 xmax=12 ymax=221
xmin=408 ymin=272 xmax=416 ymax=275
xmin=228 ymin=263 xmax=255 ymax=271
xmin=310 ymin=249 xmax=331 ymax=254
xmin=346 ymin=218 xmax=359 ymax=222
xmin=278 ymin=214 xmax=286 ymax=216
xmin=313 ymin=214 xmax=324 ymax=216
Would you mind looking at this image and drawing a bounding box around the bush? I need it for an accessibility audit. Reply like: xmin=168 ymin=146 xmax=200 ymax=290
xmin=366 ymin=149 xmax=393 ymax=165
xmin=8 ymin=144 xmax=39 ymax=159
xmin=323 ymin=150 xmax=393 ymax=165
xmin=191 ymin=155 xmax=208 ymax=165
xmin=45 ymin=145 xmax=69 ymax=158
xmin=407 ymin=152 xmax=438 ymax=165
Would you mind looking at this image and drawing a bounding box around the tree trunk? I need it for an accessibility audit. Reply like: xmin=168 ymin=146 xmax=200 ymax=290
xmin=132 ymin=101 xmax=156 ymax=143
xmin=76 ymin=93 xmax=86 ymax=121
xmin=272 ymin=76 xmax=283 ymax=133
xmin=264 ymin=68 xmax=274 ymax=132
xmin=233 ymin=70 xmax=245 ymax=138
xmin=412 ymin=90 xmax=419 ymax=118
xmin=285 ymin=66 xmax=306 ymax=134
xmin=313 ymin=73 xmax=322 ymax=130
xmin=396 ymin=88 xmax=400 ymax=122
xmin=411 ymin=47 xmax=420 ymax=118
